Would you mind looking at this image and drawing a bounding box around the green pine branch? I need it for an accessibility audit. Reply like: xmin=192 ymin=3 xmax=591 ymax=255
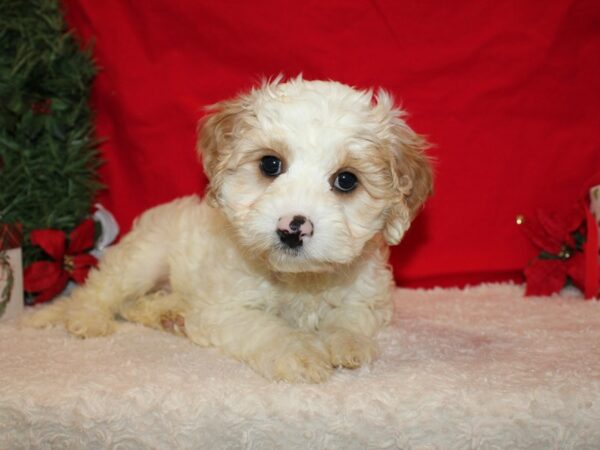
xmin=0 ymin=0 xmax=103 ymax=266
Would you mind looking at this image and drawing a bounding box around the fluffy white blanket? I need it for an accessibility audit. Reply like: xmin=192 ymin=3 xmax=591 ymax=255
xmin=1 ymin=284 xmax=599 ymax=449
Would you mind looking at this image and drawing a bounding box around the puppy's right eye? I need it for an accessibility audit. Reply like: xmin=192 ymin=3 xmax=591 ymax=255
xmin=333 ymin=171 xmax=358 ymax=193
xmin=260 ymin=155 xmax=283 ymax=177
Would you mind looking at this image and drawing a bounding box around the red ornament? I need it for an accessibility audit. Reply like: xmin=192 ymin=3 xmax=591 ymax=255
xmin=24 ymin=219 xmax=98 ymax=304
xmin=31 ymin=98 xmax=52 ymax=115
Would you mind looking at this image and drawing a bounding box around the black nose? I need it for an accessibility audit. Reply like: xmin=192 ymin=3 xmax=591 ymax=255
xmin=277 ymin=229 xmax=303 ymax=248
xmin=289 ymin=215 xmax=306 ymax=232
xmin=277 ymin=215 xmax=306 ymax=249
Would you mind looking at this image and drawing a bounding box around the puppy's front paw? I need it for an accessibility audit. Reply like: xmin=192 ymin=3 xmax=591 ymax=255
xmin=260 ymin=333 xmax=332 ymax=383
xmin=65 ymin=311 xmax=116 ymax=338
xmin=21 ymin=306 xmax=63 ymax=329
xmin=323 ymin=329 xmax=377 ymax=369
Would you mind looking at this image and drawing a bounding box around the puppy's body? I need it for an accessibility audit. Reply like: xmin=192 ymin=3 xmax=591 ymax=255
xmin=26 ymin=78 xmax=432 ymax=383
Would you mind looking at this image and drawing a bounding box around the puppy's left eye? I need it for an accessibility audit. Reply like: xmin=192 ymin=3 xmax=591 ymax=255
xmin=260 ymin=155 xmax=283 ymax=177
xmin=333 ymin=171 xmax=358 ymax=193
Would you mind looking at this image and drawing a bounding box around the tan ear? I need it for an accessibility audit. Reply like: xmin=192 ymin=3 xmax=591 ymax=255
xmin=377 ymin=98 xmax=433 ymax=245
xmin=197 ymin=98 xmax=247 ymax=205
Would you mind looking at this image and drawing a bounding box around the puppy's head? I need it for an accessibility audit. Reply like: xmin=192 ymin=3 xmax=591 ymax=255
xmin=198 ymin=77 xmax=432 ymax=272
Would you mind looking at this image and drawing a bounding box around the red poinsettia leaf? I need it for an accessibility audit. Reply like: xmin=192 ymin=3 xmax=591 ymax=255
xmin=536 ymin=204 xmax=585 ymax=242
xmin=33 ymin=272 xmax=70 ymax=304
xmin=23 ymin=261 xmax=64 ymax=292
xmin=30 ymin=229 xmax=66 ymax=261
xmin=524 ymin=258 xmax=567 ymax=296
xmin=564 ymin=202 xmax=587 ymax=232
xmin=566 ymin=252 xmax=586 ymax=290
xmin=68 ymin=254 xmax=98 ymax=284
xmin=68 ymin=219 xmax=96 ymax=254
xmin=521 ymin=217 xmax=562 ymax=253
xmin=564 ymin=232 xmax=576 ymax=249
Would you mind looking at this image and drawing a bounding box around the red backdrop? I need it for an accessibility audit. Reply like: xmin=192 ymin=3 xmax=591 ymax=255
xmin=61 ymin=0 xmax=600 ymax=287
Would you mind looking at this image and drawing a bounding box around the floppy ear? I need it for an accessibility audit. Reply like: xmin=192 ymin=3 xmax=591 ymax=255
xmin=375 ymin=92 xmax=433 ymax=245
xmin=197 ymin=98 xmax=247 ymax=205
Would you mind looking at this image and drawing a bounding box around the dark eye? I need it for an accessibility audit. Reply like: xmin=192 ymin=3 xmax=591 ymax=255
xmin=260 ymin=155 xmax=283 ymax=177
xmin=333 ymin=171 xmax=358 ymax=192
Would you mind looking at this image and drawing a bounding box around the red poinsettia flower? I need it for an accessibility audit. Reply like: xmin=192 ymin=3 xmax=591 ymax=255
xmin=521 ymin=203 xmax=587 ymax=297
xmin=24 ymin=219 xmax=98 ymax=303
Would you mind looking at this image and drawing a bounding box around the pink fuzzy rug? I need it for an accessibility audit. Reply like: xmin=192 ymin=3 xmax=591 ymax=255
xmin=1 ymin=283 xmax=599 ymax=449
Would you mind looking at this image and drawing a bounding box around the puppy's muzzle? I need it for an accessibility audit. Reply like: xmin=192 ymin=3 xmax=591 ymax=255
xmin=277 ymin=215 xmax=314 ymax=249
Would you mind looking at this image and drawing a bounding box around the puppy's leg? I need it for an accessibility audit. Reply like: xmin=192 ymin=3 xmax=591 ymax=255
xmin=68 ymin=236 xmax=172 ymax=338
xmin=22 ymin=289 xmax=118 ymax=337
xmin=320 ymin=327 xmax=377 ymax=369
xmin=119 ymin=291 xmax=188 ymax=336
xmin=24 ymin=222 xmax=170 ymax=338
xmin=319 ymin=304 xmax=384 ymax=369
xmin=184 ymin=306 xmax=332 ymax=383
xmin=21 ymin=297 xmax=70 ymax=329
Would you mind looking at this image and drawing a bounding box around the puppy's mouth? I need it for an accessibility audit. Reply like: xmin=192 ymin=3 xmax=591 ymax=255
xmin=276 ymin=244 xmax=303 ymax=256
xmin=266 ymin=243 xmax=337 ymax=274
xmin=267 ymin=237 xmax=339 ymax=273
xmin=270 ymin=241 xmax=308 ymax=264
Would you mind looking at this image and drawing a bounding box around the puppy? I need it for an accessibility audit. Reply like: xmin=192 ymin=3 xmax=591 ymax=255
xmin=25 ymin=77 xmax=432 ymax=383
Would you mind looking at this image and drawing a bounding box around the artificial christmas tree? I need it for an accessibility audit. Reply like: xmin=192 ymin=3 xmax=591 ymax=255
xmin=0 ymin=0 xmax=103 ymax=304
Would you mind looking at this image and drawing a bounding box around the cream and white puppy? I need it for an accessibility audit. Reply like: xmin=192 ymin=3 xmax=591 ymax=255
xmin=25 ymin=77 xmax=433 ymax=383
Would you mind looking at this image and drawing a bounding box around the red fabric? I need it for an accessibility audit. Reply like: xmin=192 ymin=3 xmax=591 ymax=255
xmin=61 ymin=0 xmax=600 ymax=288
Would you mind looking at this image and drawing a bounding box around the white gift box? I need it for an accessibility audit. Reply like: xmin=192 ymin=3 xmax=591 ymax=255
xmin=1 ymin=225 xmax=24 ymax=321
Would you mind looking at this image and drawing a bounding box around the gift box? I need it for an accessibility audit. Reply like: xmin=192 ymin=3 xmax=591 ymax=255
xmin=0 ymin=224 xmax=24 ymax=320
xmin=585 ymin=184 xmax=600 ymax=299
